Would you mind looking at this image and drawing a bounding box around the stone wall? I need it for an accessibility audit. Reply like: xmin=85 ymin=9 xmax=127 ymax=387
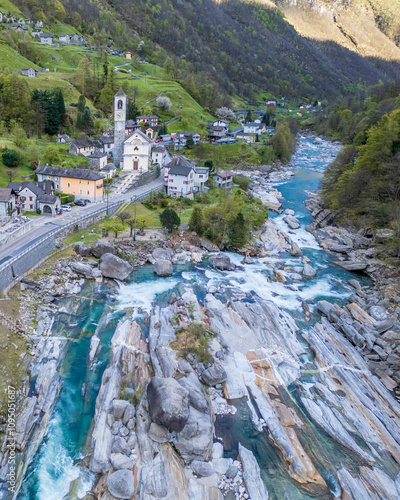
xmin=0 ymin=202 xmax=122 ymax=293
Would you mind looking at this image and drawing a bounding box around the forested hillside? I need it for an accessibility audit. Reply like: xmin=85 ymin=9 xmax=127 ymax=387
xmin=10 ymin=0 xmax=400 ymax=108
xmin=315 ymin=82 xmax=400 ymax=253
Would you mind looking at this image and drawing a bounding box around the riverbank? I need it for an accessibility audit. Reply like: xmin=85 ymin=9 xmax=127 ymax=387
xmin=1 ymin=134 xmax=400 ymax=500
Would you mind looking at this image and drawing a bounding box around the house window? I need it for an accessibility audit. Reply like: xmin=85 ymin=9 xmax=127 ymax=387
xmin=30 ymin=204 xmax=33 ymax=209
xmin=80 ymin=190 xmax=82 ymax=194
xmin=87 ymin=181 xmax=89 ymax=185
xmin=79 ymin=179 xmax=81 ymax=184
xmin=87 ymin=190 xmax=90 ymax=195
xmin=67 ymin=183 xmax=70 ymax=187
xmin=29 ymin=197 xmax=33 ymax=201
xmin=56 ymin=184 xmax=59 ymax=189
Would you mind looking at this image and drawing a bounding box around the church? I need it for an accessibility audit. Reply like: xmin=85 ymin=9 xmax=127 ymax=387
xmin=113 ymin=89 xmax=153 ymax=172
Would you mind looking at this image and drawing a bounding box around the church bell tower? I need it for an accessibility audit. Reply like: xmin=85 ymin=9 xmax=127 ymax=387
xmin=113 ymin=89 xmax=127 ymax=166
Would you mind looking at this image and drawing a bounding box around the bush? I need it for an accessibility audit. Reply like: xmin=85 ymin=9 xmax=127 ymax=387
xmin=160 ymin=198 xmax=169 ymax=208
xmin=170 ymin=323 xmax=215 ymax=363
xmin=2 ymin=149 xmax=20 ymax=167
xmin=233 ymin=175 xmax=251 ymax=191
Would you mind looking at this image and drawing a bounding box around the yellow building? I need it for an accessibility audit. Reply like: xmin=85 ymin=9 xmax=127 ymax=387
xmin=36 ymin=164 xmax=104 ymax=202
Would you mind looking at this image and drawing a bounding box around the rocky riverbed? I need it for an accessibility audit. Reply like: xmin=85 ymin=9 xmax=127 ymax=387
xmin=1 ymin=134 xmax=400 ymax=500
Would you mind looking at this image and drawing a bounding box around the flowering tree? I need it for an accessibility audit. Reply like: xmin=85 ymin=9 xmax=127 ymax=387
xmin=156 ymin=96 xmax=172 ymax=112
xmin=216 ymin=107 xmax=235 ymax=120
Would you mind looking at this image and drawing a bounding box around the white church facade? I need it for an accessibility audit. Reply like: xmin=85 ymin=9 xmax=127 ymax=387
xmin=112 ymin=89 xmax=154 ymax=172
xmin=122 ymin=130 xmax=152 ymax=172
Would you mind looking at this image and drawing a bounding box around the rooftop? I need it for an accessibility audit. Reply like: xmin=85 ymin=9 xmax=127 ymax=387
xmin=0 ymin=188 xmax=13 ymax=203
xmin=36 ymin=164 xmax=103 ymax=181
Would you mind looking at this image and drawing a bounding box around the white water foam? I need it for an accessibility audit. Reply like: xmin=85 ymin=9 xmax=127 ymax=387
xmin=273 ymin=213 xmax=321 ymax=250
xmin=117 ymin=276 xmax=180 ymax=313
xmin=35 ymin=416 xmax=80 ymax=500
xmin=204 ymin=253 xmax=351 ymax=311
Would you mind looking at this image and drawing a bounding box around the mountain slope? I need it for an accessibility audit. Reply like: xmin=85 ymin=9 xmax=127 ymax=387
xmin=9 ymin=0 xmax=400 ymax=105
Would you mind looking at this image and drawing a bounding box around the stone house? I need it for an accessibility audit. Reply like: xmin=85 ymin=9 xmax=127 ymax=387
xmin=125 ymin=120 xmax=141 ymax=135
xmin=214 ymin=171 xmax=234 ymax=190
xmin=36 ymin=164 xmax=104 ymax=202
xmin=208 ymin=126 xmax=226 ymax=141
xmin=151 ymin=144 xmax=172 ymax=168
xmin=88 ymin=151 xmax=108 ymax=170
xmin=57 ymin=134 xmax=71 ymax=143
xmin=69 ymin=139 xmax=104 ymax=156
xmin=100 ymin=163 xmax=116 ymax=179
xmin=0 ymin=188 xmax=16 ymax=218
xmin=32 ymin=28 xmax=43 ymax=37
xmin=59 ymin=34 xmax=70 ymax=44
xmin=34 ymin=20 xmax=44 ymax=27
xmin=136 ymin=115 xmax=158 ymax=127
xmin=21 ymin=67 xmax=37 ymax=78
xmin=39 ymin=33 xmax=53 ymax=45
xmin=8 ymin=181 xmax=59 ymax=215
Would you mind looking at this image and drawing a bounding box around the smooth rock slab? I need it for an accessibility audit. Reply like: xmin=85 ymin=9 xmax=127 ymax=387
xmin=147 ymin=377 xmax=190 ymax=433
xmin=239 ymin=444 xmax=269 ymax=500
xmin=107 ymin=469 xmax=135 ymax=499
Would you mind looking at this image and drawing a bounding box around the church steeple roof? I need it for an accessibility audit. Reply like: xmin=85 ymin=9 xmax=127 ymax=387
xmin=115 ymin=88 xmax=126 ymax=97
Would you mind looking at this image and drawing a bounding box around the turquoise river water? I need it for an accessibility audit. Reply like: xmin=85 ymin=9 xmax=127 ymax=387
xmin=19 ymin=135 xmax=376 ymax=499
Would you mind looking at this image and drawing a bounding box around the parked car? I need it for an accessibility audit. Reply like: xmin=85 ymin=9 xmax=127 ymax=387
xmin=74 ymin=200 xmax=87 ymax=206
xmin=82 ymin=199 xmax=91 ymax=203
xmin=61 ymin=204 xmax=72 ymax=212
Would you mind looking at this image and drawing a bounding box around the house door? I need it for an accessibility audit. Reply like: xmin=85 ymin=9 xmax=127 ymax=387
xmin=133 ymin=161 xmax=139 ymax=170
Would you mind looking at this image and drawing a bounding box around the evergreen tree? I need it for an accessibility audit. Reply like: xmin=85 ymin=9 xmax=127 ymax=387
xmin=188 ymin=205 xmax=204 ymax=234
xmin=186 ymin=135 xmax=195 ymax=149
xmin=245 ymin=109 xmax=252 ymax=123
xmin=2 ymin=149 xmax=20 ymax=167
xmin=159 ymin=208 xmax=180 ymax=231
xmin=204 ymin=159 xmax=215 ymax=175
xmin=80 ymin=107 xmax=94 ymax=132
xmin=158 ymin=122 xmax=168 ymax=136
xmin=78 ymin=94 xmax=86 ymax=112
xmin=228 ymin=212 xmax=247 ymax=248
xmin=127 ymin=99 xmax=138 ymax=120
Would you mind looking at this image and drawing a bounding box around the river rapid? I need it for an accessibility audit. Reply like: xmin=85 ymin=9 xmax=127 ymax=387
xmin=18 ymin=135 xmax=399 ymax=499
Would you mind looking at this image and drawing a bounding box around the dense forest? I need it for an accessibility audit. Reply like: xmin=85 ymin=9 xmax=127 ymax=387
xmin=315 ymin=82 xmax=400 ymax=253
xmin=11 ymin=0 xmax=400 ymax=109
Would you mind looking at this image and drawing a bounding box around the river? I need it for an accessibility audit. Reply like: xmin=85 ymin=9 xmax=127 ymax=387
xmin=19 ymin=135 xmax=386 ymax=499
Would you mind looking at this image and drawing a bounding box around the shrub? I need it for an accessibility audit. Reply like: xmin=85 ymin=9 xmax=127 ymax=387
xmin=170 ymin=323 xmax=215 ymax=363
xmin=2 ymin=149 xmax=20 ymax=167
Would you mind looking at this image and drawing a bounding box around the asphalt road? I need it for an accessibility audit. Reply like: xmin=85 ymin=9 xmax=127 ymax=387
xmin=0 ymin=177 xmax=164 ymax=266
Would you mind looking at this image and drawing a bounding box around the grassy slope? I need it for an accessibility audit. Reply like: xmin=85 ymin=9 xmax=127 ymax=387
xmin=183 ymin=142 xmax=266 ymax=169
xmin=0 ymin=0 xmax=22 ymax=15
xmin=0 ymin=42 xmax=40 ymax=70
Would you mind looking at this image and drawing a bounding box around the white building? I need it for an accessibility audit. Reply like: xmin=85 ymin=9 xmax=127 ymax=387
xmin=21 ymin=67 xmax=37 ymax=78
xmin=194 ymin=166 xmax=209 ymax=192
xmin=39 ymin=33 xmax=53 ymax=45
xmin=122 ymin=130 xmax=152 ymax=172
xmin=165 ymin=157 xmax=196 ymax=198
xmin=59 ymin=34 xmax=70 ymax=43
xmin=152 ymin=144 xmax=172 ymax=167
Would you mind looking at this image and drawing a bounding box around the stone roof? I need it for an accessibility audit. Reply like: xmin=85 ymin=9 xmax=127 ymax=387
xmin=38 ymin=194 xmax=58 ymax=204
xmin=36 ymin=164 xmax=103 ymax=181
xmin=115 ymin=88 xmax=126 ymax=97
xmin=0 ymin=187 xmax=13 ymax=202
xmin=89 ymin=151 xmax=107 ymax=158
xmin=166 ymin=156 xmax=195 ymax=170
xmin=168 ymin=165 xmax=193 ymax=177
xmin=215 ymin=171 xmax=234 ymax=179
